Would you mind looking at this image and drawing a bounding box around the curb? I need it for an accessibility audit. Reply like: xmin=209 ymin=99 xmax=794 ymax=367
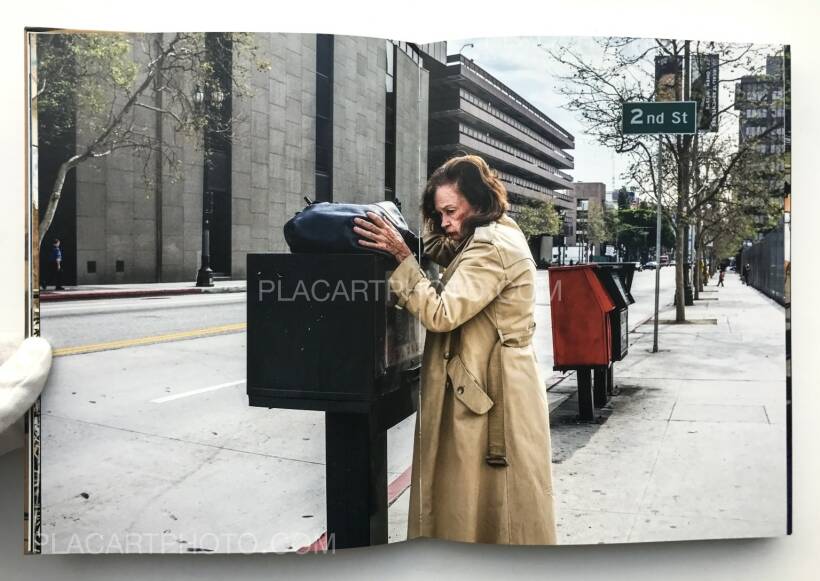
xmin=39 ymin=285 xmax=246 ymax=303
xmin=544 ymin=301 xmax=674 ymax=399
xmin=300 ymin=465 xmax=413 ymax=553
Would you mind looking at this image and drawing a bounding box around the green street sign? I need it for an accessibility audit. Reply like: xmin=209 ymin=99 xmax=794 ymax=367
xmin=622 ymin=101 xmax=698 ymax=134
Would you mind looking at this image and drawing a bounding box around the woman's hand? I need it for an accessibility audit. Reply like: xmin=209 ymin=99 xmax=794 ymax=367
xmin=353 ymin=212 xmax=412 ymax=263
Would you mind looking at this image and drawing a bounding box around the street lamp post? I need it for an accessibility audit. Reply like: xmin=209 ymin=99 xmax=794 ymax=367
xmin=196 ymin=190 xmax=214 ymax=287
xmin=193 ymin=86 xmax=213 ymax=287
xmin=194 ymin=84 xmax=225 ymax=288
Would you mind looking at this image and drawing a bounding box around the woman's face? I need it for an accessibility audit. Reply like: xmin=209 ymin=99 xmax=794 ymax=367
xmin=434 ymin=183 xmax=475 ymax=241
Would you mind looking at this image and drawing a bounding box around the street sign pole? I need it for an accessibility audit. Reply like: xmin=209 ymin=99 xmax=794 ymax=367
xmin=623 ymin=101 xmax=696 ymax=354
xmin=653 ymin=134 xmax=663 ymax=353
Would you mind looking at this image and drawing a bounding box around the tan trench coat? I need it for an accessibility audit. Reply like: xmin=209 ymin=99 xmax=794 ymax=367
xmin=388 ymin=213 xmax=557 ymax=545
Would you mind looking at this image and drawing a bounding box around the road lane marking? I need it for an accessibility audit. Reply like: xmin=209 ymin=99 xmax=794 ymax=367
xmin=151 ymin=380 xmax=246 ymax=403
xmin=52 ymin=322 xmax=247 ymax=357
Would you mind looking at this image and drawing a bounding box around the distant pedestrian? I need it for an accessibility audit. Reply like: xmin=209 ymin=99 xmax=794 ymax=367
xmin=743 ymin=263 xmax=751 ymax=286
xmin=718 ymin=270 xmax=725 ymax=287
xmin=45 ymin=238 xmax=65 ymax=291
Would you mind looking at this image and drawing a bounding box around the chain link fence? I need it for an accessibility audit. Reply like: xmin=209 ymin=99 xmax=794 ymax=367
xmin=741 ymin=223 xmax=786 ymax=304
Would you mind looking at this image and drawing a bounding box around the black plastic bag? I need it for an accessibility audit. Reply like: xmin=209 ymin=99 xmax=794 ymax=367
xmin=284 ymin=200 xmax=421 ymax=259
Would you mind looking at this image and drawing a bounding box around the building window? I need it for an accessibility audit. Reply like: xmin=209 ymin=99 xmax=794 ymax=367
xmin=385 ymin=41 xmax=397 ymax=200
xmin=315 ymin=34 xmax=334 ymax=202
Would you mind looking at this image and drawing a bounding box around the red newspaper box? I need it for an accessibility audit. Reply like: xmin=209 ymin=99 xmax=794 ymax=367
xmin=548 ymin=265 xmax=616 ymax=369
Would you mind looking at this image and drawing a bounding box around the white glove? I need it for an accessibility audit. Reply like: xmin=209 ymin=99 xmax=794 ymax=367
xmin=0 ymin=337 xmax=52 ymax=455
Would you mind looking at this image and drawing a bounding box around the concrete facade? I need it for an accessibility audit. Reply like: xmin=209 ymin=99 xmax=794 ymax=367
xmin=394 ymin=48 xmax=429 ymax=233
xmin=424 ymin=51 xmax=575 ymax=261
xmin=74 ymin=34 xmax=206 ymax=285
xmin=735 ymin=53 xmax=787 ymax=236
xmin=67 ymin=33 xmax=435 ymax=284
xmin=574 ymin=182 xmax=607 ymax=258
xmin=332 ymin=36 xmax=385 ymax=205
xmin=230 ymin=33 xmax=317 ymax=278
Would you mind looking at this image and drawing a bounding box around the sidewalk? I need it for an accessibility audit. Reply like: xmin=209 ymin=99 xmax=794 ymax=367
xmin=39 ymin=279 xmax=246 ymax=302
xmin=389 ymin=271 xmax=788 ymax=544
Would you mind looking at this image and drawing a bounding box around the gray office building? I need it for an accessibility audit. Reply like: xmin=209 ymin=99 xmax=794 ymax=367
xmin=422 ymin=51 xmax=576 ymax=263
xmin=734 ymin=54 xmax=787 ymax=233
xmin=39 ymin=33 xmax=440 ymax=285
xmin=574 ymin=182 xmax=607 ymax=258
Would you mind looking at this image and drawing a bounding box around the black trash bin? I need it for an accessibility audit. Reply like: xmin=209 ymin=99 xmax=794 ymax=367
xmin=247 ymin=253 xmax=421 ymax=549
xmin=594 ymin=262 xmax=636 ymax=362
xmin=590 ymin=262 xmax=636 ymax=406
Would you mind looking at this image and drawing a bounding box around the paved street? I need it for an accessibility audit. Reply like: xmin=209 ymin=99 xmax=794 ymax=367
xmin=40 ymin=292 xmax=414 ymax=553
xmin=41 ymin=293 xmax=246 ymax=349
xmin=40 ymin=265 xmax=771 ymax=553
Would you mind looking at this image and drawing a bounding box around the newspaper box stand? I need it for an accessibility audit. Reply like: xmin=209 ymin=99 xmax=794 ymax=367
xmin=592 ymin=263 xmax=636 ymax=407
xmin=548 ymin=265 xmax=615 ymax=420
xmin=247 ymin=253 xmax=421 ymax=549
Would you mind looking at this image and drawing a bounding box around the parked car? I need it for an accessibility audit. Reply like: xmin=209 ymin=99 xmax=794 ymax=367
xmin=644 ymin=261 xmax=658 ymax=270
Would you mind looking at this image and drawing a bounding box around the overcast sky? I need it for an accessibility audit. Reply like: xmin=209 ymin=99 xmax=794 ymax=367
xmin=445 ymin=35 xmax=779 ymax=196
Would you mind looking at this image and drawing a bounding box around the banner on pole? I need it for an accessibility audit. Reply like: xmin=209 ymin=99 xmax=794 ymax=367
xmin=692 ymin=53 xmax=720 ymax=132
xmin=654 ymin=55 xmax=683 ymax=102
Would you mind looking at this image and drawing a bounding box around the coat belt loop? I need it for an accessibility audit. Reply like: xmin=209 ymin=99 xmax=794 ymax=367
xmin=485 ymin=340 xmax=508 ymax=467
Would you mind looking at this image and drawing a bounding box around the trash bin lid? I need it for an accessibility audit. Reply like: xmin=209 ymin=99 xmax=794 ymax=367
xmin=595 ymin=262 xmax=636 ymax=304
xmin=593 ymin=267 xmax=632 ymax=309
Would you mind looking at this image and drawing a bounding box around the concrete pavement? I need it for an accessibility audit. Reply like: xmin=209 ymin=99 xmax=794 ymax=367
xmin=40 ymin=265 xmax=781 ymax=550
xmin=388 ymin=272 xmax=787 ymax=544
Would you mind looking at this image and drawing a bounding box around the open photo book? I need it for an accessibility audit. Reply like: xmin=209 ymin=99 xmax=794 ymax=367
xmin=20 ymin=29 xmax=790 ymax=554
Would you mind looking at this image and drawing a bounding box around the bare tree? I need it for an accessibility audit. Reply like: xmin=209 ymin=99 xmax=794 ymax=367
xmin=548 ymin=37 xmax=782 ymax=321
xmin=34 ymin=31 xmax=268 ymax=246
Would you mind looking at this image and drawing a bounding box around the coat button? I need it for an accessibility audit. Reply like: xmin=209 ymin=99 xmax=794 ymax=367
xmin=456 ymin=386 xmax=464 ymax=395
xmin=444 ymin=351 xmax=451 ymax=359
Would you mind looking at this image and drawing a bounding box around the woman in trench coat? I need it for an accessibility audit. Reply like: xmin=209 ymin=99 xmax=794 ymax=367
xmin=353 ymin=154 xmax=557 ymax=545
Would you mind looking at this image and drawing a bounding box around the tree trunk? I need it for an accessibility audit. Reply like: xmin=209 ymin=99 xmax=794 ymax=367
xmin=675 ymin=138 xmax=689 ymax=323
xmin=675 ymin=220 xmax=686 ymax=321
xmin=38 ymin=155 xmax=82 ymax=246
xmin=697 ymin=222 xmax=705 ymax=293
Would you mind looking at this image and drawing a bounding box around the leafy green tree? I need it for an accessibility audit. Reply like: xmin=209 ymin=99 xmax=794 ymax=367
xmin=585 ymin=200 xmax=608 ymax=248
xmin=616 ymin=204 xmax=675 ymax=261
xmin=616 ymin=187 xmax=631 ymax=210
xmin=515 ymin=202 xmax=561 ymax=240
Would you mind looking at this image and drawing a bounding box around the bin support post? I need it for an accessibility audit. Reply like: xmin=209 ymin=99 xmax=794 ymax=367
xmin=325 ymin=412 xmax=388 ymax=549
xmin=576 ymin=369 xmax=595 ymax=421
xmin=593 ymin=366 xmax=608 ymax=407
xmin=606 ymin=364 xmax=614 ymax=396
